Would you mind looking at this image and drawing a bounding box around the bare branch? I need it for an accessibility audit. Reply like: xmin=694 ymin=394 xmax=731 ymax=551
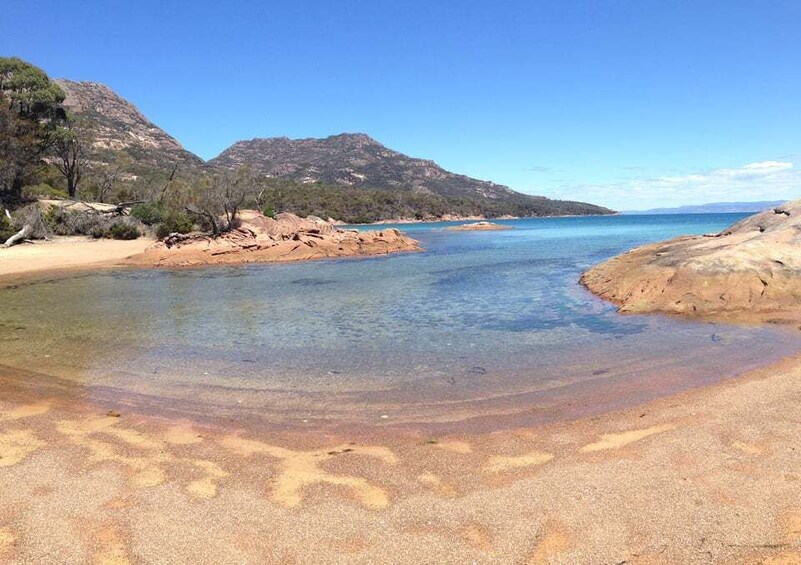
xmin=159 ymin=163 xmax=179 ymax=202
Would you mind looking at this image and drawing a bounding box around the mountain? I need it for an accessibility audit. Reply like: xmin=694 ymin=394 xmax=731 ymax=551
xmin=54 ymin=79 xmax=204 ymax=175
xmin=53 ymin=78 xmax=612 ymax=218
xmin=209 ymin=134 xmax=518 ymax=199
xmin=627 ymin=201 xmax=786 ymax=215
xmin=207 ymin=134 xmax=613 ymax=217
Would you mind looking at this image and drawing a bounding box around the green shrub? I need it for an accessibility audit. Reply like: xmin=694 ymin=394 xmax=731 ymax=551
xmin=130 ymin=202 xmax=165 ymax=225
xmin=155 ymin=211 xmax=194 ymax=239
xmin=0 ymin=215 xmax=14 ymax=242
xmin=155 ymin=224 xmax=171 ymax=240
xmin=43 ymin=204 xmax=60 ymax=229
xmin=22 ymin=183 xmax=68 ymax=200
xmin=262 ymin=205 xmax=276 ymax=219
xmin=104 ymin=220 xmax=140 ymax=240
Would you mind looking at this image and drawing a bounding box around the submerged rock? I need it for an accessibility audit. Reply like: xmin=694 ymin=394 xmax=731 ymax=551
xmin=580 ymin=199 xmax=801 ymax=324
xmin=445 ymin=221 xmax=512 ymax=231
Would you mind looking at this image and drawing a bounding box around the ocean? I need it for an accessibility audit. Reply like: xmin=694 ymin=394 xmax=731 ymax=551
xmin=1 ymin=213 xmax=797 ymax=431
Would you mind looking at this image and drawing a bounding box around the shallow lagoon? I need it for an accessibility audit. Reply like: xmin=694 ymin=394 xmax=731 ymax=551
xmin=1 ymin=213 xmax=798 ymax=431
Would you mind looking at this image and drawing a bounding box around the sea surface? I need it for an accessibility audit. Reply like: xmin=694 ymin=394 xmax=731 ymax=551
xmin=1 ymin=213 xmax=799 ymax=431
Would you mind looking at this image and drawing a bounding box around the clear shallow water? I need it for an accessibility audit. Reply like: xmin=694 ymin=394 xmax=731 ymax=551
xmin=1 ymin=213 xmax=799 ymax=430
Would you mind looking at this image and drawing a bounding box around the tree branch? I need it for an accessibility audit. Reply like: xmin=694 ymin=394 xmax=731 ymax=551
xmin=185 ymin=206 xmax=219 ymax=235
xmin=159 ymin=163 xmax=179 ymax=201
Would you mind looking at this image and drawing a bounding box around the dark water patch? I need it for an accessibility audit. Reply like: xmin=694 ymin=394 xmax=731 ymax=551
xmin=291 ymin=277 xmax=338 ymax=287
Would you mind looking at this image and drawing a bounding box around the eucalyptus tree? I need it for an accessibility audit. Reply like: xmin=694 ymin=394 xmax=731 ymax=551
xmin=185 ymin=167 xmax=252 ymax=235
xmin=0 ymin=57 xmax=65 ymax=205
xmin=53 ymin=118 xmax=90 ymax=199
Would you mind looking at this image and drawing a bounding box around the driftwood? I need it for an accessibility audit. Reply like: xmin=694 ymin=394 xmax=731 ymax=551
xmin=2 ymin=224 xmax=30 ymax=248
xmin=161 ymin=227 xmax=258 ymax=249
xmin=1 ymin=203 xmax=26 ymax=248
xmin=162 ymin=232 xmax=196 ymax=249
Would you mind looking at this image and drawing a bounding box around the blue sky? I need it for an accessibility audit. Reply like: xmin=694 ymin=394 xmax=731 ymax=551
xmin=2 ymin=0 xmax=800 ymax=209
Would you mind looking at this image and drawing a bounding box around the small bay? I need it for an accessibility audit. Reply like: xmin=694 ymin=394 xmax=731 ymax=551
xmin=1 ymin=213 xmax=797 ymax=430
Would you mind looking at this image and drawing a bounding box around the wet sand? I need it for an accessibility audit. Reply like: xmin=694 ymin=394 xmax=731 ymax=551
xmin=0 ymin=237 xmax=152 ymax=283
xmin=3 ymin=352 xmax=801 ymax=562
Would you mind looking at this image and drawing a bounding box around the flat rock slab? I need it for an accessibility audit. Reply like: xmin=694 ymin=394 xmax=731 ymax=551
xmin=581 ymin=200 xmax=801 ymax=324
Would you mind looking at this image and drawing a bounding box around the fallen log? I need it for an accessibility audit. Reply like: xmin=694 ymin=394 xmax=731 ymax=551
xmin=2 ymin=224 xmax=31 ymax=248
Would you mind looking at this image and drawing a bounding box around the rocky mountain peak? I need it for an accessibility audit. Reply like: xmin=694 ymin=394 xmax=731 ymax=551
xmin=208 ymin=132 xmax=519 ymax=199
xmin=54 ymin=78 xmax=203 ymax=171
xmin=46 ymin=78 xmax=611 ymax=218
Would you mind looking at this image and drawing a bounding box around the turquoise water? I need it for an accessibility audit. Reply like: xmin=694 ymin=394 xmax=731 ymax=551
xmin=1 ymin=213 xmax=798 ymax=429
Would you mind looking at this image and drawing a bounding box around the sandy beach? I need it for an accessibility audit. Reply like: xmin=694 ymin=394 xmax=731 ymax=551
xmin=2 ymin=348 xmax=801 ymax=562
xmin=0 ymin=212 xmax=421 ymax=285
xmin=0 ymin=237 xmax=153 ymax=283
xmin=2 ymin=226 xmax=801 ymax=563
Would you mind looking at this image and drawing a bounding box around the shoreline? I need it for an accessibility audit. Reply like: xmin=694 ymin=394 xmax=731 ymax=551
xmin=0 ymin=225 xmax=422 ymax=288
xmin=0 ymin=328 xmax=797 ymax=438
xmin=3 ymin=344 xmax=801 ymax=441
xmin=0 ymin=236 xmax=154 ymax=281
xmin=2 ymin=344 xmax=801 ymax=560
xmin=580 ymin=201 xmax=801 ymax=325
xmin=351 ymin=211 xmax=619 ymax=226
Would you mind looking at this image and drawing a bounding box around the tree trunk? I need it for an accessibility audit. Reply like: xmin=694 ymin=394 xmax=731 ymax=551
xmin=7 ymin=175 xmax=24 ymax=204
xmin=2 ymin=224 xmax=30 ymax=248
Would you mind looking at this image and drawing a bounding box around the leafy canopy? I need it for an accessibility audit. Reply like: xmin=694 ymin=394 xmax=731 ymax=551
xmin=0 ymin=57 xmax=66 ymax=204
xmin=0 ymin=57 xmax=64 ymax=120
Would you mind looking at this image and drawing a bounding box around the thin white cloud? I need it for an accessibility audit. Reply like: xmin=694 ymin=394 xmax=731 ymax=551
xmin=548 ymin=161 xmax=800 ymax=210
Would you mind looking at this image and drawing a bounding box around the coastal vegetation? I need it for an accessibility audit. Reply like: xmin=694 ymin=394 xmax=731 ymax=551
xmin=232 ymin=178 xmax=607 ymax=224
xmin=0 ymin=56 xmax=612 ymax=247
xmin=0 ymin=57 xmax=67 ymax=205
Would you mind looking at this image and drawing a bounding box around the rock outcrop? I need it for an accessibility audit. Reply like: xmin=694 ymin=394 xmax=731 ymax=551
xmin=580 ymin=200 xmax=801 ymax=324
xmin=445 ymin=221 xmax=513 ymax=231
xmin=126 ymin=211 xmax=421 ymax=268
